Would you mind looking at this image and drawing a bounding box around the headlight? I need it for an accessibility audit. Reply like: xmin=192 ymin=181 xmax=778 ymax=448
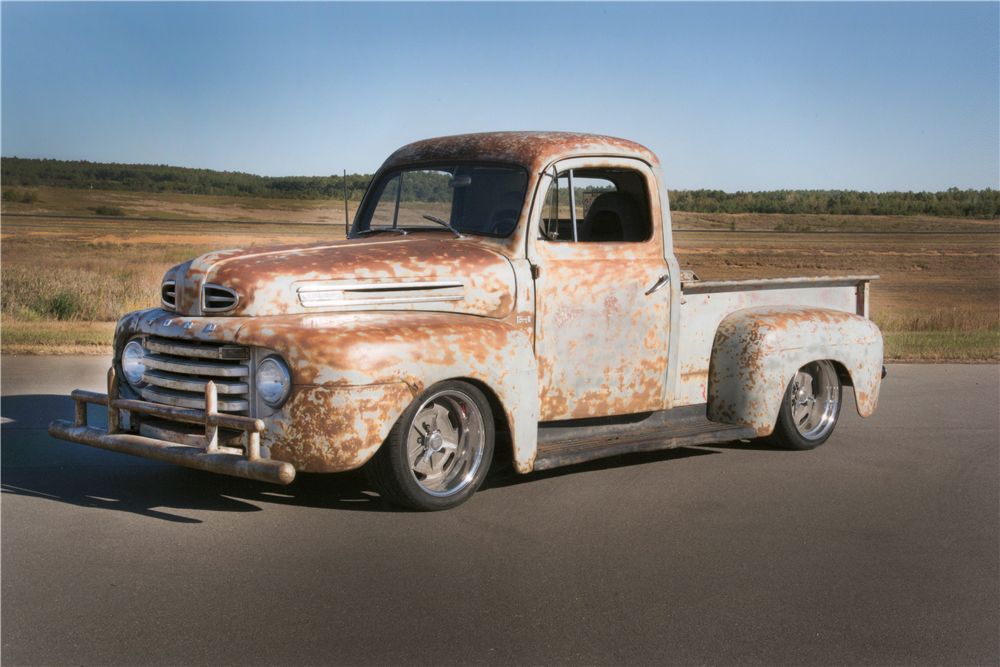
xmin=256 ymin=357 xmax=291 ymax=408
xmin=121 ymin=340 xmax=148 ymax=389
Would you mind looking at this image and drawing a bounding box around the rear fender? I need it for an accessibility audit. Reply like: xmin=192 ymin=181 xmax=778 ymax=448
xmin=707 ymin=306 xmax=883 ymax=436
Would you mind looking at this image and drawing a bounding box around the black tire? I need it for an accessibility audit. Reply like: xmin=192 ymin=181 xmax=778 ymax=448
xmin=766 ymin=360 xmax=842 ymax=451
xmin=365 ymin=381 xmax=494 ymax=511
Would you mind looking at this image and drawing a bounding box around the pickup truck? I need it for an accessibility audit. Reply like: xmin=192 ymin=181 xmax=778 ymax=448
xmin=50 ymin=132 xmax=885 ymax=511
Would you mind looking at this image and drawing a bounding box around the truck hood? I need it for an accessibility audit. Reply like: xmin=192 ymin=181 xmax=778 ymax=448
xmin=162 ymin=236 xmax=516 ymax=319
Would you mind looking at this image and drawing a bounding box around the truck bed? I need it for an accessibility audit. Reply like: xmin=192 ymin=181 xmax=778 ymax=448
xmin=675 ymin=275 xmax=878 ymax=406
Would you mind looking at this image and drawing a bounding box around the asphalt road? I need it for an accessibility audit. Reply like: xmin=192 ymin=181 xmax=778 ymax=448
xmin=2 ymin=357 xmax=997 ymax=666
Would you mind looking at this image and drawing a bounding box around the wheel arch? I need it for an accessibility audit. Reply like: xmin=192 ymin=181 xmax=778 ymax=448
xmin=707 ymin=306 xmax=884 ymax=436
xmin=457 ymin=376 xmax=516 ymax=471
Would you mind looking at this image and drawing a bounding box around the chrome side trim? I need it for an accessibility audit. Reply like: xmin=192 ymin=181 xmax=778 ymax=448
xmin=296 ymin=280 xmax=465 ymax=308
xmin=300 ymin=294 xmax=465 ymax=308
xmin=297 ymin=280 xmax=464 ymax=293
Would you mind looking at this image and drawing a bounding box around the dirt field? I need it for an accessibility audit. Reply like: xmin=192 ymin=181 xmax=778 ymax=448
xmin=671 ymin=224 xmax=999 ymax=319
xmin=2 ymin=193 xmax=997 ymax=360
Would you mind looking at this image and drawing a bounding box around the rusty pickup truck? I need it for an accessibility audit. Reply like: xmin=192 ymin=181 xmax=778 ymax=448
xmin=51 ymin=132 xmax=884 ymax=510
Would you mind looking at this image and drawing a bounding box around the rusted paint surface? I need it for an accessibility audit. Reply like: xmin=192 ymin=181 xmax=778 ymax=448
xmin=262 ymin=383 xmax=413 ymax=472
xmin=235 ymin=311 xmax=539 ymax=473
xmin=525 ymin=155 xmax=672 ymax=421
xmin=706 ymin=306 xmax=883 ymax=435
xmin=233 ymin=312 xmax=533 ymax=387
xmin=381 ymin=132 xmax=660 ymax=175
xmin=53 ymin=132 xmax=887 ymax=492
xmin=504 ymin=258 xmax=537 ymax=344
xmin=676 ymin=277 xmax=875 ymax=406
xmin=113 ymin=308 xmax=539 ymax=474
xmin=532 ymin=245 xmax=670 ymax=420
xmin=162 ymin=237 xmax=516 ymax=320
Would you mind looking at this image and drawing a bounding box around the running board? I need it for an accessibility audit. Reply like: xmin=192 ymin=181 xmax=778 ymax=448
xmin=534 ymin=405 xmax=756 ymax=471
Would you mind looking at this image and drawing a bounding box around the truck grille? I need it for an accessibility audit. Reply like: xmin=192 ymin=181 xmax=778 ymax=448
xmin=140 ymin=336 xmax=251 ymax=414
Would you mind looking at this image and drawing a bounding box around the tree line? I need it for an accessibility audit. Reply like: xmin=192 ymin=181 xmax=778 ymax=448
xmin=0 ymin=157 xmax=373 ymax=201
xmin=381 ymin=170 xmax=453 ymax=203
xmin=2 ymin=157 xmax=996 ymax=218
xmin=670 ymin=188 xmax=998 ymax=219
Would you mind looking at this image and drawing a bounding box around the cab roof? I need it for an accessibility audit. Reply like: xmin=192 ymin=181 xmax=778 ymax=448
xmin=379 ymin=131 xmax=660 ymax=174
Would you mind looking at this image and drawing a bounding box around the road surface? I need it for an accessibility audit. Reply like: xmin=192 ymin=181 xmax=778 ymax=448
xmin=2 ymin=357 xmax=997 ymax=666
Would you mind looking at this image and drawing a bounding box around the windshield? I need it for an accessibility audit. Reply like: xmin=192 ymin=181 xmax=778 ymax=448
xmin=355 ymin=164 xmax=528 ymax=237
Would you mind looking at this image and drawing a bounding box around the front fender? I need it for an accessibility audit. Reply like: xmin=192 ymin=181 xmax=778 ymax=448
xmin=236 ymin=312 xmax=539 ymax=472
xmin=707 ymin=306 xmax=883 ymax=436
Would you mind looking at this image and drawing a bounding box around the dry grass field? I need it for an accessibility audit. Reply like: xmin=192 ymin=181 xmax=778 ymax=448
xmin=2 ymin=190 xmax=997 ymax=361
xmin=671 ymin=212 xmax=999 ymax=361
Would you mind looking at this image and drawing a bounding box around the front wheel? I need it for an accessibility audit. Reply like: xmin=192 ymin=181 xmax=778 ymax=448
xmin=766 ymin=360 xmax=842 ymax=451
xmin=365 ymin=381 xmax=494 ymax=511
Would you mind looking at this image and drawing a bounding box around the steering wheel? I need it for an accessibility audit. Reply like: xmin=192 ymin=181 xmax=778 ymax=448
xmin=488 ymin=209 xmax=520 ymax=235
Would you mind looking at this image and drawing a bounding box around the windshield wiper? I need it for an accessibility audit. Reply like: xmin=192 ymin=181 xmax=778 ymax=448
xmin=422 ymin=215 xmax=464 ymax=238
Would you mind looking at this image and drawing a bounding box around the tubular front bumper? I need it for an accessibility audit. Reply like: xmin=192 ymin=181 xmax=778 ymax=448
xmin=48 ymin=367 xmax=295 ymax=485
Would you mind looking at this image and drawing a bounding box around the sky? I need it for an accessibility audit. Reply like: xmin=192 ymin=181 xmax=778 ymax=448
xmin=2 ymin=2 xmax=997 ymax=192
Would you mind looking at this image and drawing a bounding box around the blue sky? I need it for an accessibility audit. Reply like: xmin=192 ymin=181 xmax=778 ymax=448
xmin=2 ymin=2 xmax=997 ymax=192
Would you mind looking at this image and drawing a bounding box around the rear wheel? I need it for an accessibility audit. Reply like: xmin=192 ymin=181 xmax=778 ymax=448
xmin=767 ymin=360 xmax=842 ymax=451
xmin=365 ymin=381 xmax=494 ymax=511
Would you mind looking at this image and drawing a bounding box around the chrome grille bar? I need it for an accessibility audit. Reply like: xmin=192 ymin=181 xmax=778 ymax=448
xmin=141 ymin=385 xmax=250 ymax=412
xmin=142 ymin=369 xmax=249 ymax=395
xmin=144 ymin=354 xmax=249 ymax=377
xmin=140 ymin=336 xmax=251 ymax=416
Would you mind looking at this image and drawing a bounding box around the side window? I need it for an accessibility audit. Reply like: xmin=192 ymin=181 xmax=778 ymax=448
xmin=539 ymin=168 xmax=651 ymax=243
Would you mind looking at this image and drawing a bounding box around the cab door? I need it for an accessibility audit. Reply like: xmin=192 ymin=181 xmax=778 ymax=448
xmin=528 ymin=158 xmax=671 ymax=422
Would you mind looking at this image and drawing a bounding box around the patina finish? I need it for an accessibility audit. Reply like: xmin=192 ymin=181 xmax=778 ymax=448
xmin=49 ymin=132 xmax=885 ymax=509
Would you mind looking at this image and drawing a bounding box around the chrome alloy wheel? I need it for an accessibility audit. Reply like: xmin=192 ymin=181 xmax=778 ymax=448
xmin=406 ymin=389 xmax=486 ymax=497
xmin=787 ymin=360 xmax=841 ymax=442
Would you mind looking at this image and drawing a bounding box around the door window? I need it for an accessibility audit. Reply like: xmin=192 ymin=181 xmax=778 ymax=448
xmin=539 ymin=168 xmax=651 ymax=243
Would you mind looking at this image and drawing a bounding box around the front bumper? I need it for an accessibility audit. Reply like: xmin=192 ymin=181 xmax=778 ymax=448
xmin=48 ymin=367 xmax=295 ymax=485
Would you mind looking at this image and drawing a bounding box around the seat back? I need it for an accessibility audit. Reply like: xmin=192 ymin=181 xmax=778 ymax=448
xmin=579 ymin=192 xmax=645 ymax=242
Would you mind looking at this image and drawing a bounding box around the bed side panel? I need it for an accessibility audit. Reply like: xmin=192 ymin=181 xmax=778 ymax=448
xmin=676 ymin=278 xmax=869 ymax=406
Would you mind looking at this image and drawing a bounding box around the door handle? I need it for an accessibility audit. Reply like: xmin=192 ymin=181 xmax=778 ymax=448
xmin=645 ymin=274 xmax=670 ymax=296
